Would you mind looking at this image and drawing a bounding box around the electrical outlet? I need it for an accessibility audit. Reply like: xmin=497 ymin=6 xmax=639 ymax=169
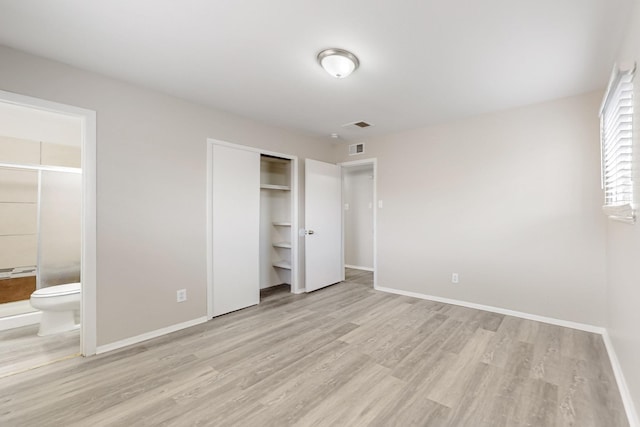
xmin=451 ymin=273 xmax=459 ymax=284
xmin=177 ymin=289 xmax=187 ymax=302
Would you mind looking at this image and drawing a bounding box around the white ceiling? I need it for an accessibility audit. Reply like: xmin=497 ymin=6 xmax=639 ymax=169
xmin=0 ymin=0 xmax=633 ymax=141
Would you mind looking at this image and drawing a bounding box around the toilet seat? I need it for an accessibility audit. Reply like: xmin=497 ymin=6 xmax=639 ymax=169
xmin=31 ymin=282 xmax=81 ymax=298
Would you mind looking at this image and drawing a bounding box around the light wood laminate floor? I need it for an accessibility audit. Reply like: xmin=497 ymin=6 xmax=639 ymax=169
xmin=0 ymin=270 xmax=627 ymax=426
xmin=0 ymin=324 xmax=79 ymax=378
xmin=345 ymin=268 xmax=374 ymax=286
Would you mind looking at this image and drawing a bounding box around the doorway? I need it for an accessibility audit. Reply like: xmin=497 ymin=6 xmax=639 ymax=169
xmin=341 ymin=159 xmax=376 ymax=288
xmin=0 ymin=90 xmax=96 ymax=359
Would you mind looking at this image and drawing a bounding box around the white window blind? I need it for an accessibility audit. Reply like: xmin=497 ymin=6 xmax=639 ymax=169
xmin=600 ymin=63 xmax=636 ymax=223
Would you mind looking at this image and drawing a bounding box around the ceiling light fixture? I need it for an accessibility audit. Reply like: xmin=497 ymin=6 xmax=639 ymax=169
xmin=317 ymin=48 xmax=360 ymax=79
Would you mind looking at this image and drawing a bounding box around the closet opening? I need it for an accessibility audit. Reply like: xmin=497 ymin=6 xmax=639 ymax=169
xmin=260 ymin=154 xmax=293 ymax=294
xmin=207 ymin=139 xmax=299 ymax=319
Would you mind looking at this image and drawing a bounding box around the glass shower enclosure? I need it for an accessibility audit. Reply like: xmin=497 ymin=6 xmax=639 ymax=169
xmin=37 ymin=169 xmax=81 ymax=288
xmin=0 ymin=163 xmax=81 ymax=318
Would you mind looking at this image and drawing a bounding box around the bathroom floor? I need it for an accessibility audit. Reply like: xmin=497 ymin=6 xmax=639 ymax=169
xmin=0 ymin=300 xmax=37 ymax=318
xmin=0 ymin=324 xmax=79 ymax=378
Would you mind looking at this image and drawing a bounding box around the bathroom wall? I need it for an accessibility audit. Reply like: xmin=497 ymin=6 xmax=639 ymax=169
xmin=0 ymin=101 xmax=82 ymax=152
xmin=0 ymin=135 xmax=81 ymax=167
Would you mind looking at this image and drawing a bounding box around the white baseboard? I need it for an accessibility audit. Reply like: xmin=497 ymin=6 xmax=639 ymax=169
xmin=374 ymin=285 xmax=604 ymax=334
xmin=375 ymin=285 xmax=638 ymax=426
xmin=96 ymin=316 xmax=208 ymax=355
xmin=345 ymin=264 xmax=374 ymax=272
xmin=602 ymin=330 xmax=640 ymax=427
xmin=0 ymin=311 xmax=41 ymax=331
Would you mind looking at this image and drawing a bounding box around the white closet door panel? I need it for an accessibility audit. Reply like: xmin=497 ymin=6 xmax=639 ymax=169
xmin=212 ymin=144 xmax=260 ymax=316
xmin=305 ymin=159 xmax=342 ymax=292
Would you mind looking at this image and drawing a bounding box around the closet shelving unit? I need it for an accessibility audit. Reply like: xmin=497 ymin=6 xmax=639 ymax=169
xmin=260 ymin=155 xmax=293 ymax=285
xmin=260 ymin=184 xmax=290 ymax=191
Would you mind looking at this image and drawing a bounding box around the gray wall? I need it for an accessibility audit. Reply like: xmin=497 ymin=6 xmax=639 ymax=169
xmin=606 ymin=0 xmax=640 ymax=417
xmin=0 ymin=45 xmax=334 ymax=346
xmin=334 ymin=91 xmax=607 ymax=326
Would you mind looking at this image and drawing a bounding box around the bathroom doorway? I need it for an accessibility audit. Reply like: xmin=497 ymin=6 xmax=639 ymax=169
xmin=0 ymin=91 xmax=96 ymax=371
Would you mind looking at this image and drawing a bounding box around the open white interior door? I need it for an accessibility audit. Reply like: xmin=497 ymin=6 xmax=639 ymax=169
xmin=211 ymin=143 xmax=260 ymax=316
xmin=305 ymin=159 xmax=343 ymax=292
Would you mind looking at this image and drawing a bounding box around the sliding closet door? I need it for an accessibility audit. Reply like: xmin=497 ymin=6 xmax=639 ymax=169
xmin=211 ymin=144 xmax=260 ymax=316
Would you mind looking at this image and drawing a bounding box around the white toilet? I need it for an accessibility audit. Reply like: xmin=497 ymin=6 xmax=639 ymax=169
xmin=30 ymin=282 xmax=81 ymax=336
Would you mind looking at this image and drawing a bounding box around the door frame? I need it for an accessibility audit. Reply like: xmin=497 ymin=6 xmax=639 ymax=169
xmin=206 ymin=139 xmax=300 ymax=318
xmin=339 ymin=158 xmax=377 ymax=288
xmin=0 ymin=89 xmax=98 ymax=356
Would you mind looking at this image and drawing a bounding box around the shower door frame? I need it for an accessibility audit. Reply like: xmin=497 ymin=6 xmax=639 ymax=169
xmin=0 ymin=90 xmax=97 ymax=356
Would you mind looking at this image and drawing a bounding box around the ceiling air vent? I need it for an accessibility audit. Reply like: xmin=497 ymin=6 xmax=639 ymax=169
xmin=342 ymin=120 xmax=375 ymax=130
xmin=349 ymin=143 xmax=365 ymax=156
xmin=353 ymin=121 xmax=371 ymax=128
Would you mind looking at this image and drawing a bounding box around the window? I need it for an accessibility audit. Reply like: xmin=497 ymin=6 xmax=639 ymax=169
xmin=600 ymin=62 xmax=636 ymax=223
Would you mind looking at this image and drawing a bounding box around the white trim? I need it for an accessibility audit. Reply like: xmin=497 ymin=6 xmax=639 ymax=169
xmin=602 ymin=330 xmax=640 ymax=427
xmin=80 ymin=106 xmax=97 ymax=356
xmin=96 ymin=316 xmax=208 ymax=355
xmin=290 ymin=157 xmax=300 ymax=293
xmin=339 ymin=158 xmax=377 ymax=288
xmin=0 ymin=311 xmax=42 ymax=331
xmin=345 ymin=264 xmax=374 ymax=272
xmin=0 ymin=90 xmax=97 ymax=357
xmin=374 ymin=285 xmax=605 ymax=334
xmin=36 ymin=170 xmax=42 ymax=289
xmin=206 ymin=138 xmax=300 ymax=318
xmin=206 ymin=142 xmax=214 ymax=319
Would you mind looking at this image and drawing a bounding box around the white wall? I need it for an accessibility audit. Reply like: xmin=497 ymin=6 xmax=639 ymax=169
xmin=343 ymin=166 xmax=374 ymax=270
xmin=0 ymin=46 xmax=334 ymax=346
xmin=0 ymin=102 xmax=81 ymax=147
xmin=606 ymin=0 xmax=640 ymax=417
xmin=334 ymin=91 xmax=607 ymax=326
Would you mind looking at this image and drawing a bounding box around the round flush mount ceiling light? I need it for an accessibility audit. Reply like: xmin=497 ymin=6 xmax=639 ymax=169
xmin=317 ymin=48 xmax=360 ymax=78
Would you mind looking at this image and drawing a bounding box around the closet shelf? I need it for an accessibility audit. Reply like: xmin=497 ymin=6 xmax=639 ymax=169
xmin=272 ymin=221 xmax=291 ymax=227
xmin=260 ymin=184 xmax=290 ymax=191
xmin=272 ymin=261 xmax=292 ymax=270
xmin=272 ymin=242 xmax=291 ymax=249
